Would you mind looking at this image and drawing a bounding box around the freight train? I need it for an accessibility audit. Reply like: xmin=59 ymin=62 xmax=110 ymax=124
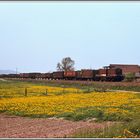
xmin=0 ymin=68 xmax=124 ymax=82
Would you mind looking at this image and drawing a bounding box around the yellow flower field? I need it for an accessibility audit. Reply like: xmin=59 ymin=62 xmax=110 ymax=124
xmin=0 ymin=90 xmax=140 ymax=119
xmin=0 ymin=81 xmax=140 ymax=121
xmin=0 ymin=83 xmax=82 ymax=97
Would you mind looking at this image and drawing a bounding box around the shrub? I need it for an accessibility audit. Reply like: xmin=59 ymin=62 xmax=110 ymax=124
xmin=57 ymin=107 xmax=104 ymax=121
xmin=125 ymin=73 xmax=135 ymax=82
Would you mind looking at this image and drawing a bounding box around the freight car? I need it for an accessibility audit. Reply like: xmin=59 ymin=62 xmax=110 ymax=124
xmin=19 ymin=73 xmax=30 ymax=79
xmin=39 ymin=73 xmax=52 ymax=80
xmin=64 ymin=71 xmax=76 ymax=80
xmin=27 ymin=73 xmax=41 ymax=79
xmin=8 ymin=74 xmax=20 ymax=78
xmin=76 ymin=71 xmax=82 ymax=80
xmin=52 ymin=71 xmax=64 ymax=80
xmin=79 ymin=69 xmax=99 ymax=80
xmin=80 ymin=69 xmax=93 ymax=80
xmin=96 ymin=69 xmax=107 ymax=81
xmin=0 ymin=74 xmax=7 ymax=78
xmin=0 ymin=74 xmax=19 ymax=79
xmin=19 ymin=73 xmax=41 ymax=79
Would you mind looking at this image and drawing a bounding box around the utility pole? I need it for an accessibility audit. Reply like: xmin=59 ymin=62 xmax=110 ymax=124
xmin=16 ymin=67 xmax=18 ymax=74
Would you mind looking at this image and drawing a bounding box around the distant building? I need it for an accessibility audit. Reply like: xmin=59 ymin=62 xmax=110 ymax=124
xmin=109 ymin=64 xmax=140 ymax=75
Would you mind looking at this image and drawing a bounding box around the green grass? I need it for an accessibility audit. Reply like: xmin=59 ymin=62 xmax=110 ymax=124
xmin=11 ymin=79 xmax=140 ymax=92
xmin=0 ymin=80 xmax=82 ymax=98
xmin=57 ymin=107 xmax=104 ymax=121
xmin=57 ymin=106 xmax=133 ymax=122
xmin=70 ymin=105 xmax=140 ymax=138
xmin=72 ymin=115 xmax=140 ymax=138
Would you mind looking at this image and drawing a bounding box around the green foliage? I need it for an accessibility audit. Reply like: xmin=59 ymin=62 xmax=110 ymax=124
xmin=72 ymin=119 xmax=140 ymax=138
xmin=57 ymin=107 xmax=104 ymax=121
xmin=57 ymin=107 xmax=132 ymax=122
xmin=128 ymin=119 xmax=140 ymax=136
xmin=72 ymin=123 xmax=125 ymax=138
xmin=125 ymin=73 xmax=136 ymax=82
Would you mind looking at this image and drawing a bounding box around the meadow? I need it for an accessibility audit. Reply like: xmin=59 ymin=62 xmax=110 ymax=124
xmin=0 ymin=80 xmax=140 ymax=138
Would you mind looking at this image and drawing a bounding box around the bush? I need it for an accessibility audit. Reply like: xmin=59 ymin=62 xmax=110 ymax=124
xmin=57 ymin=107 xmax=104 ymax=121
xmin=125 ymin=73 xmax=135 ymax=82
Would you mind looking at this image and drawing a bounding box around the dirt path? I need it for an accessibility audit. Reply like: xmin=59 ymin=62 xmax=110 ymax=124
xmin=0 ymin=78 xmax=7 ymax=82
xmin=0 ymin=114 xmax=114 ymax=138
xmin=108 ymin=89 xmax=140 ymax=94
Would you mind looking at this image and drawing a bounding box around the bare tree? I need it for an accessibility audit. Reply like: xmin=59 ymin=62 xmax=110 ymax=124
xmin=57 ymin=57 xmax=75 ymax=71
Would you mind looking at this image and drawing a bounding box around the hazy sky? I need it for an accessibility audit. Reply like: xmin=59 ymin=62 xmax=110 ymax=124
xmin=0 ymin=2 xmax=140 ymax=73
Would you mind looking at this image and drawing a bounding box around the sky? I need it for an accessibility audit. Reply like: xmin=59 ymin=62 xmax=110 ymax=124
xmin=0 ymin=2 xmax=140 ymax=73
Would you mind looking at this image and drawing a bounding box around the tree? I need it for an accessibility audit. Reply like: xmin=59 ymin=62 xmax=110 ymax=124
xmin=57 ymin=57 xmax=75 ymax=71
